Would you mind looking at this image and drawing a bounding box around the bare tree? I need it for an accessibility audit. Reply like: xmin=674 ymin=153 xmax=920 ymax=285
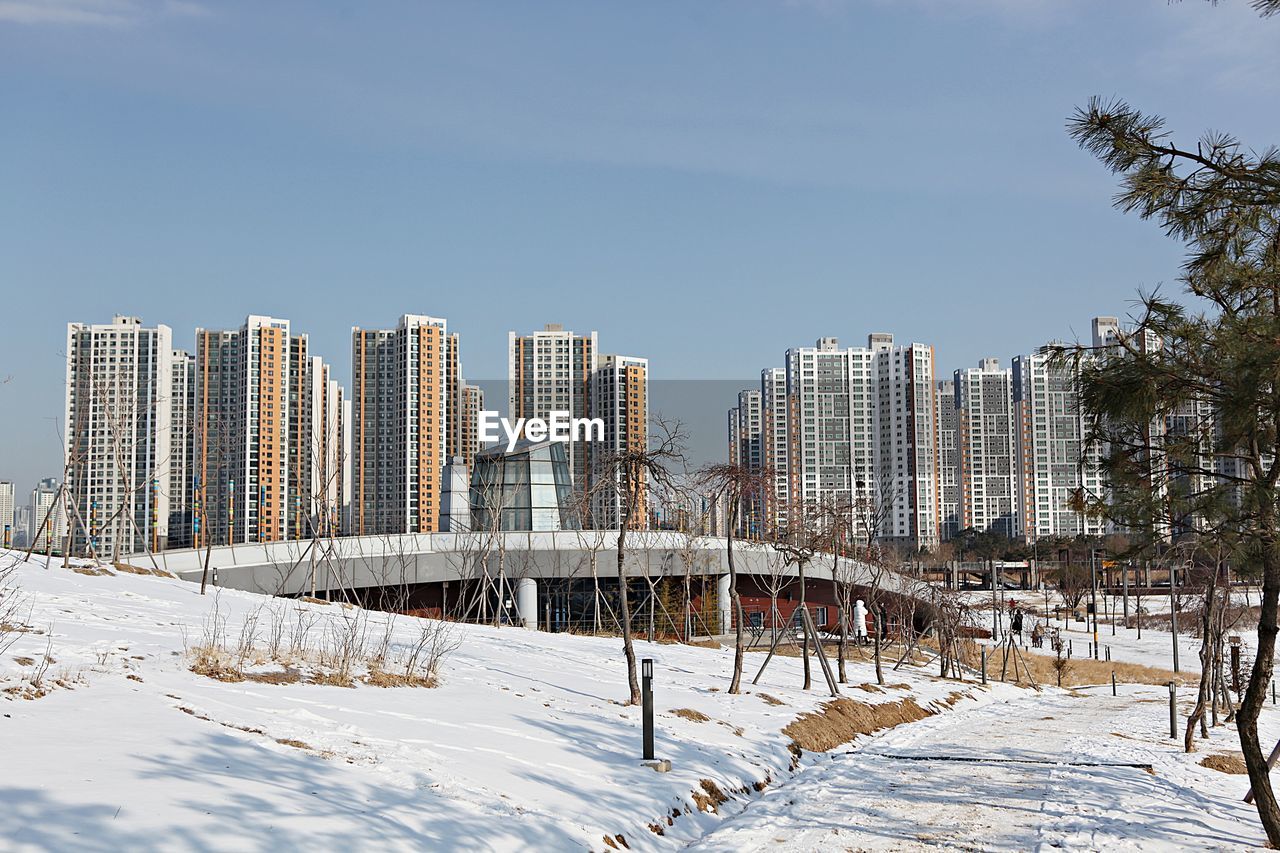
xmin=595 ymin=417 xmax=686 ymax=705
xmin=697 ymin=461 xmax=773 ymax=693
xmin=771 ymin=501 xmax=822 ymax=691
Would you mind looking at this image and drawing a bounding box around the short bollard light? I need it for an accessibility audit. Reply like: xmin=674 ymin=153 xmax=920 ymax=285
xmin=642 ymin=658 xmax=655 ymax=761
xmin=1168 ymin=681 xmax=1177 ymax=739
xmin=1230 ymin=635 xmax=1242 ymax=695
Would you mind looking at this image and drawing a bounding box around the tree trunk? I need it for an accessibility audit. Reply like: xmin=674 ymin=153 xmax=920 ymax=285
xmin=727 ymin=495 xmax=744 ymax=695
xmin=833 ymin=562 xmax=847 ymax=684
xmin=873 ymin=609 xmax=884 ymax=685
xmin=199 ymin=507 xmax=214 ymax=595
xmin=1186 ymin=594 xmax=1214 ymax=752
xmin=799 ymin=560 xmax=811 ymax=691
xmin=1239 ymin=534 xmax=1280 ymax=846
xmin=618 ymin=481 xmax=641 ymax=706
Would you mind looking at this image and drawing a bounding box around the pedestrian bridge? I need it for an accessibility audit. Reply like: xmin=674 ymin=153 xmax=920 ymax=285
xmin=134 ymin=531 xmax=919 ymax=629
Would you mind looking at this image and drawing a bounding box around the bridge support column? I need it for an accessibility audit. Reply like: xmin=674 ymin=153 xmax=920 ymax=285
xmin=716 ymin=573 xmax=731 ymax=635
xmin=516 ymin=577 xmax=538 ymax=630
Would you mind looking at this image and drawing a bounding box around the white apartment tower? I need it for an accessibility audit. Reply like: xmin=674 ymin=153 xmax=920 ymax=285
xmin=954 ymin=358 xmax=1018 ymax=537
xmin=727 ymin=388 xmax=764 ymax=535
xmin=761 ymin=367 xmax=789 ymax=534
xmin=66 ymin=316 xmax=173 ymax=556
xmin=509 ymin=325 xmax=598 ymax=494
xmin=0 ymin=481 xmax=13 ymax=548
xmin=297 ymin=356 xmax=348 ymax=538
xmin=934 ymin=380 xmax=960 ymax=540
xmin=29 ymin=478 xmax=67 ymax=553
xmin=870 ymin=335 xmax=940 ymax=550
xmin=785 ymin=337 xmax=876 ymax=530
xmin=351 ymin=315 xmax=450 ymax=535
xmin=1012 ymin=351 xmax=1107 ymax=540
xmin=169 ymin=349 xmax=196 ymax=549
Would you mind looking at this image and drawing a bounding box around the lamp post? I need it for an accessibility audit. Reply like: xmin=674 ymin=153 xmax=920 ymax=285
xmin=1170 ymin=559 xmax=1180 ymax=673
xmin=641 ymin=658 xmax=654 ymax=760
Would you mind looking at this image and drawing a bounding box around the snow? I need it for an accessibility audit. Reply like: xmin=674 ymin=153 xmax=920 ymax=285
xmin=0 ymin=551 xmax=1010 ymax=851
xmin=692 ymin=683 xmax=1277 ymax=851
xmin=2 ymin=549 xmax=1275 ymax=851
xmin=963 ymin=587 xmax=1274 ymax=677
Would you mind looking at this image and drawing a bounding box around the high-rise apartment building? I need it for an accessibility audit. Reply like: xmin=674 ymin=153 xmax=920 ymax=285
xmin=761 ymin=367 xmax=789 ymax=534
xmin=726 ymin=388 xmax=764 ymax=535
xmin=29 ymin=478 xmax=67 ymax=553
xmin=194 ymin=316 xmax=339 ymax=545
xmin=168 ymin=349 xmax=196 ymax=549
xmin=0 ymin=481 xmax=13 ymax=548
xmin=509 ymin=324 xmax=598 ymax=494
xmin=12 ymin=505 xmax=31 ymax=549
xmin=591 ymin=354 xmax=649 ymax=528
xmin=954 ymin=358 xmax=1017 ymax=537
xmin=295 ymin=355 xmax=348 ymax=537
xmin=1012 ymin=351 xmax=1107 ymax=540
xmin=194 ymin=316 xmax=292 ymax=545
xmin=65 ymin=315 xmax=173 ymax=556
xmin=785 ymin=337 xmax=876 ymax=530
xmin=870 ymin=335 xmax=940 ymax=550
xmin=351 ymin=315 xmax=450 ymax=535
xmin=935 ymin=380 xmax=960 ymax=541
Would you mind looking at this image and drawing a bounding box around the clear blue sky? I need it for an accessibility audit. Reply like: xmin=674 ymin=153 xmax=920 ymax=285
xmin=2 ymin=0 xmax=1277 ymax=494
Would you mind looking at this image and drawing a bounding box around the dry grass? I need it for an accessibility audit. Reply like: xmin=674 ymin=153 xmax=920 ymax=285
xmin=783 ymin=697 xmax=933 ymax=753
xmin=1201 ymin=752 xmax=1248 ymax=774
xmin=756 ymin=692 xmax=785 ymax=706
xmin=691 ymin=779 xmax=728 ymax=813
xmin=853 ymin=682 xmax=884 ymax=694
xmin=245 ymin=669 xmax=303 ymax=685
xmin=12 ymin=656 xmax=34 ymax=666
xmin=975 ymin=647 xmax=1186 ymax=688
xmin=364 ymin=666 xmax=436 ymax=689
xmin=275 ymin=737 xmax=312 ymax=750
xmin=72 ymin=566 xmax=113 ymax=577
xmin=113 ymin=562 xmax=174 ymax=578
xmin=670 ymin=707 xmax=711 ymax=723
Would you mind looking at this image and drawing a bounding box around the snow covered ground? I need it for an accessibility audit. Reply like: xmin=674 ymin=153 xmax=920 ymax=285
xmin=691 ymin=681 xmax=1276 ymax=851
xmin=963 ymin=587 xmax=1272 ymax=676
xmin=0 ymin=551 xmax=1011 ymax=851
xmin=1 ymin=549 xmax=1273 ymax=851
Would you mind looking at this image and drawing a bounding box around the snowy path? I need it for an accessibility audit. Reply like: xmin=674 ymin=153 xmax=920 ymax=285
xmin=689 ymin=686 xmax=1267 ymax=851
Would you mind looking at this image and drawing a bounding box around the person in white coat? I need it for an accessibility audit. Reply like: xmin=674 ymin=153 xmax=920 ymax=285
xmin=853 ymin=599 xmax=869 ymax=645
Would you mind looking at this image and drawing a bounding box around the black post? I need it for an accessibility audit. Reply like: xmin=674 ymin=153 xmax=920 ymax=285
xmin=1111 ymin=671 xmax=1117 ymax=696
xmin=1231 ymin=637 xmax=1242 ymax=694
xmin=642 ymin=658 xmax=654 ymax=761
xmin=1168 ymin=681 xmax=1177 ymax=739
xmin=981 ymin=646 xmax=987 ymax=685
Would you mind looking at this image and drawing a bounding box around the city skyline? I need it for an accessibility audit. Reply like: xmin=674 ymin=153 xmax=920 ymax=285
xmin=3 ymin=306 xmax=1134 ymax=498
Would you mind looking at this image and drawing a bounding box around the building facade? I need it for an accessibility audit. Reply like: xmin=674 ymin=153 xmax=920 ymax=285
xmin=29 ymin=478 xmax=67 ymax=553
xmin=0 ymin=481 xmax=13 ymax=548
xmin=351 ymin=315 xmax=450 ymax=535
xmin=955 ymin=358 xmax=1018 ymax=537
xmin=508 ymin=324 xmax=598 ymax=495
xmin=785 ymin=337 xmax=877 ymax=532
xmin=871 ymin=336 xmax=940 ymax=550
xmin=65 ymin=316 xmax=173 ymax=556
xmin=591 ymin=353 xmax=649 ymax=529
xmin=934 ymin=380 xmax=960 ymax=541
